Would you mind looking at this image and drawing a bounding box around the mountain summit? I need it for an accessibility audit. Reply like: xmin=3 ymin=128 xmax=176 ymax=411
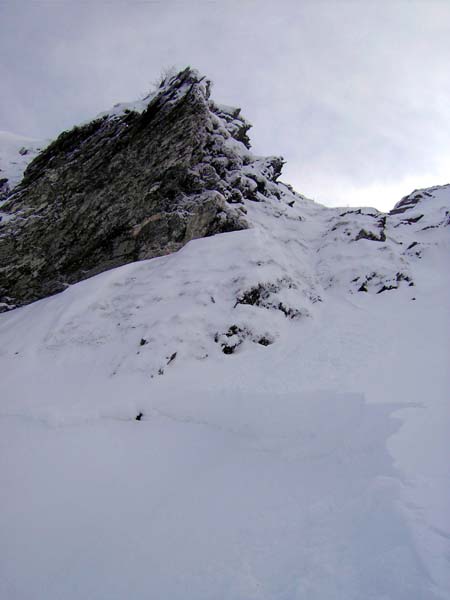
xmin=0 ymin=68 xmax=449 ymax=600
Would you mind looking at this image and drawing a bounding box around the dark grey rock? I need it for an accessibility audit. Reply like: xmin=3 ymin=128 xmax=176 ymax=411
xmin=0 ymin=67 xmax=285 ymax=310
xmin=0 ymin=177 xmax=9 ymax=201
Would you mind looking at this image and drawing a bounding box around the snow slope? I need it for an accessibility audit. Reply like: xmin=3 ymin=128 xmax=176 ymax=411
xmin=0 ymin=131 xmax=43 ymax=195
xmin=1 ymin=176 xmax=449 ymax=599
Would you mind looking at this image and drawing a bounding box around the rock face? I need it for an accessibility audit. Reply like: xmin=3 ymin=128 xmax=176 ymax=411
xmin=0 ymin=68 xmax=284 ymax=309
xmin=0 ymin=178 xmax=8 ymax=200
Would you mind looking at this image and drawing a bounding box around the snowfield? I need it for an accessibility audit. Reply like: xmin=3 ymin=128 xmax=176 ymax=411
xmin=1 ymin=149 xmax=449 ymax=597
xmin=0 ymin=131 xmax=43 ymax=192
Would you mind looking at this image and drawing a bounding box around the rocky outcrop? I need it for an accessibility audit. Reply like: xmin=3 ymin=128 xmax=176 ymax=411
xmin=0 ymin=68 xmax=284 ymax=310
xmin=2 ymin=67 xmax=447 ymax=313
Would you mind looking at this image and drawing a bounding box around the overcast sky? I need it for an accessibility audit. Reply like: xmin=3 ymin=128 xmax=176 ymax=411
xmin=1 ymin=0 xmax=449 ymax=210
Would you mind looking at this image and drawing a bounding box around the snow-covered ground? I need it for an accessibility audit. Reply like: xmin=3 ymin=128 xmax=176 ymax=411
xmin=1 ymin=177 xmax=449 ymax=598
xmin=0 ymin=131 xmax=43 ymax=192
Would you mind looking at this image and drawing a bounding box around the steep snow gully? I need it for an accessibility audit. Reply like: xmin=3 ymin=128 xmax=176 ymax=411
xmin=0 ymin=69 xmax=449 ymax=600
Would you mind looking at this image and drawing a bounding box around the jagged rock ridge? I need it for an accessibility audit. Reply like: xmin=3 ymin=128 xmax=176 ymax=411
xmin=0 ymin=67 xmax=449 ymax=314
xmin=0 ymin=68 xmax=284 ymax=309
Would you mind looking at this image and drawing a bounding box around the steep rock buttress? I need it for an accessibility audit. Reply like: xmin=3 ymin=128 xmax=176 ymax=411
xmin=0 ymin=68 xmax=283 ymax=309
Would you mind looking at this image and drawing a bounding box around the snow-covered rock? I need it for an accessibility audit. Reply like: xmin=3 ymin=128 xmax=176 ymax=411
xmin=0 ymin=68 xmax=449 ymax=599
xmin=0 ymin=68 xmax=258 ymax=308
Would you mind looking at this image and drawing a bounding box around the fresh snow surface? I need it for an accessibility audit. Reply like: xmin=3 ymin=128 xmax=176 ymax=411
xmin=1 ymin=175 xmax=449 ymax=597
xmin=0 ymin=131 xmax=43 ymax=192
